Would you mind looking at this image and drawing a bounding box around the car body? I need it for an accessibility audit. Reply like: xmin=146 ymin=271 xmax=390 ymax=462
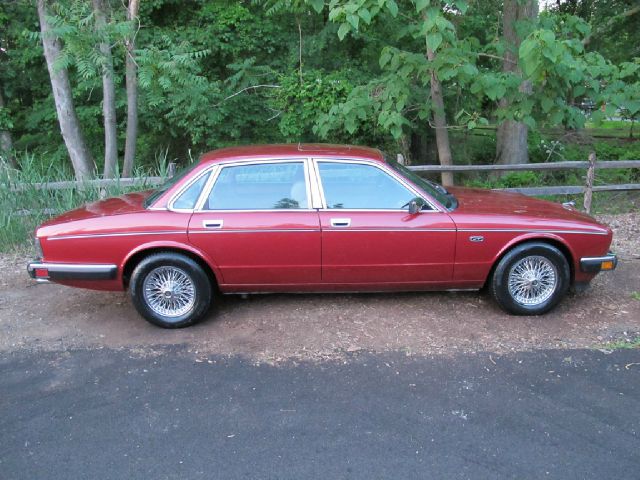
xmin=28 ymin=144 xmax=617 ymax=328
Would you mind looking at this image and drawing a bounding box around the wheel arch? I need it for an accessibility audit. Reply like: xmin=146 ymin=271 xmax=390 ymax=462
xmin=484 ymin=234 xmax=576 ymax=288
xmin=121 ymin=242 xmax=222 ymax=290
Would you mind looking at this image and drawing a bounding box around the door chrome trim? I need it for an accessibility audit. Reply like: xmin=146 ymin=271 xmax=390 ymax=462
xmin=189 ymin=228 xmax=320 ymax=234
xmin=323 ymin=228 xmax=456 ymax=232
xmin=48 ymin=230 xmax=185 ymax=241
xmin=457 ymin=228 xmax=609 ymax=235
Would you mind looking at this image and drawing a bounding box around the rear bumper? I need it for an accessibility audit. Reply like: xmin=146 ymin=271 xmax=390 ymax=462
xmin=579 ymin=253 xmax=617 ymax=274
xmin=27 ymin=261 xmax=118 ymax=282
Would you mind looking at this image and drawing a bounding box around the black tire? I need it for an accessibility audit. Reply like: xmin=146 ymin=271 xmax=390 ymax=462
xmin=490 ymin=242 xmax=570 ymax=315
xmin=130 ymin=252 xmax=212 ymax=328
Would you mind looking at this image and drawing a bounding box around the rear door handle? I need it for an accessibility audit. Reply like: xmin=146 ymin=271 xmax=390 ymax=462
xmin=202 ymin=219 xmax=224 ymax=229
xmin=330 ymin=218 xmax=351 ymax=228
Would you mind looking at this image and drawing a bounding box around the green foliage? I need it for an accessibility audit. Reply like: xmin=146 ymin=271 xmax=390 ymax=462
xmin=271 ymin=69 xmax=355 ymax=140
xmin=0 ymin=0 xmax=638 ymax=182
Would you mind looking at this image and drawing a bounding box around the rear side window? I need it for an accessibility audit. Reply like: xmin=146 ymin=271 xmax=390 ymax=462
xmin=317 ymin=162 xmax=414 ymax=209
xmin=172 ymin=171 xmax=210 ymax=210
xmin=207 ymin=162 xmax=308 ymax=210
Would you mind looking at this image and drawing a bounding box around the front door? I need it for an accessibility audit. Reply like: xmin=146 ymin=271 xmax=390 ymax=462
xmin=315 ymin=160 xmax=456 ymax=285
xmin=188 ymin=160 xmax=321 ymax=288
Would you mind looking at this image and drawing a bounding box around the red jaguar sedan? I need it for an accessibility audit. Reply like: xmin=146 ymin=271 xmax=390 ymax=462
xmin=28 ymin=144 xmax=617 ymax=328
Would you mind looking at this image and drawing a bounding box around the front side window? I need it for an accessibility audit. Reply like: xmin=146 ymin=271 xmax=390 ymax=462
xmin=317 ymin=162 xmax=416 ymax=209
xmin=206 ymin=162 xmax=308 ymax=210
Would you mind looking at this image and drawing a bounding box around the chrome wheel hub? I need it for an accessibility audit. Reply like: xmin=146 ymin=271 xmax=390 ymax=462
xmin=143 ymin=266 xmax=196 ymax=318
xmin=507 ymin=256 xmax=558 ymax=306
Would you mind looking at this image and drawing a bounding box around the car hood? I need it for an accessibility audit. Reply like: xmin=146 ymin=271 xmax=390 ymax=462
xmin=447 ymin=187 xmax=602 ymax=225
xmin=42 ymin=191 xmax=153 ymax=226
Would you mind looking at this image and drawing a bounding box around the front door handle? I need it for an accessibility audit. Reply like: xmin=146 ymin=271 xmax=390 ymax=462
xmin=330 ymin=218 xmax=351 ymax=228
xmin=203 ymin=219 xmax=224 ymax=229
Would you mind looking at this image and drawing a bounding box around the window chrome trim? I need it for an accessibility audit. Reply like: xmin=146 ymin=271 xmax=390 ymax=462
xmin=167 ymin=166 xmax=217 ymax=213
xmin=312 ymin=158 xmax=442 ymax=213
xmin=196 ymin=158 xmax=313 ymax=212
xmin=308 ymin=158 xmax=324 ymax=209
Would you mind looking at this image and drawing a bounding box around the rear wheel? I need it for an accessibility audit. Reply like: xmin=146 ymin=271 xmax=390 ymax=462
xmin=130 ymin=252 xmax=212 ymax=328
xmin=490 ymin=242 xmax=570 ymax=315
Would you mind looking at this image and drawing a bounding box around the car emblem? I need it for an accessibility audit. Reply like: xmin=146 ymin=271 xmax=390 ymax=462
xmin=469 ymin=236 xmax=484 ymax=243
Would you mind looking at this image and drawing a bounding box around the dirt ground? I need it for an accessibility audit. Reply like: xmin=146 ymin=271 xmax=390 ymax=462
xmin=1 ymin=212 xmax=639 ymax=362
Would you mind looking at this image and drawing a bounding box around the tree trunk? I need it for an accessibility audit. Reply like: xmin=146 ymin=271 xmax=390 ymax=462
xmin=496 ymin=0 xmax=538 ymax=166
xmin=0 ymin=83 xmax=17 ymax=169
xmin=122 ymin=0 xmax=140 ymax=178
xmin=93 ymin=0 xmax=118 ymax=179
xmin=426 ymin=47 xmax=454 ymax=186
xmin=37 ymin=0 xmax=94 ymax=181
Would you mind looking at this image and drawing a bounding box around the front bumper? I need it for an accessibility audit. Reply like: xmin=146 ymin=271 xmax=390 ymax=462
xmin=580 ymin=253 xmax=617 ymax=274
xmin=27 ymin=262 xmax=118 ymax=282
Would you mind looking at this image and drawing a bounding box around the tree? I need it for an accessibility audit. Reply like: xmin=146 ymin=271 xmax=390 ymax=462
xmin=424 ymin=7 xmax=454 ymax=186
xmin=93 ymin=0 xmax=118 ymax=178
xmin=495 ymin=0 xmax=538 ymax=166
xmin=123 ymin=0 xmax=140 ymax=177
xmin=37 ymin=0 xmax=94 ymax=181
xmin=301 ymin=0 xmax=473 ymax=185
xmin=0 ymin=80 xmax=16 ymax=168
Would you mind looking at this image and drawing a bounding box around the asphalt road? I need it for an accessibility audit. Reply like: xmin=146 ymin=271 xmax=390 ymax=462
xmin=1 ymin=347 xmax=639 ymax=480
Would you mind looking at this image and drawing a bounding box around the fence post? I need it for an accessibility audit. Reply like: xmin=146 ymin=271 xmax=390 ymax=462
xmin=167 ymin=162 xmax=177 ymax=178
xmin=583 ymin=151 xmax=596 ymax=214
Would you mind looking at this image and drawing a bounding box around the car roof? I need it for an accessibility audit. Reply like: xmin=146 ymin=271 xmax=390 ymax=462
xmin=199 ymin=143 xmax=385 ymax=164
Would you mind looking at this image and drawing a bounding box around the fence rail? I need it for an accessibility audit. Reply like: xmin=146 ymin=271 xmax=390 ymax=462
xmin=6 ymin=156 xmax=640 ymax=214
xmin=407 ymin=159 xmax=640 ymax=172
xmin=10 ymin=176 xmax=165 ymax=192
xmin=406 ymin=155 xmax=640 ymax=213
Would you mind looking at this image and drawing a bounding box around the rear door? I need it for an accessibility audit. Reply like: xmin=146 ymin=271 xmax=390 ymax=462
xmin=314 ymin=160 xmax=456 ymax=285
xmin=187 ymin=160 xmax=321 ymax=287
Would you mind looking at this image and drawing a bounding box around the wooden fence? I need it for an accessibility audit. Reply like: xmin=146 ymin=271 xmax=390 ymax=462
xmin=407 ymin=154 xmax=640 ymax=213
xmin=8 ymin=155 xmax=640 ymax=214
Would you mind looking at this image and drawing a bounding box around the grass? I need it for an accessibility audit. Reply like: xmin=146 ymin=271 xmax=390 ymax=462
xmin=600 ymin=337 xmax=640 ymax=351
xmin=0 ymin=151 xmax=174 ymax=253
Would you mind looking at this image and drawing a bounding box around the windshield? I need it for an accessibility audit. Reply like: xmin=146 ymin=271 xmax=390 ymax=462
xmin=144 ymin=162 xmax=201 ymax=208
xmin=385 ymin=156 xmax=457 ymax=211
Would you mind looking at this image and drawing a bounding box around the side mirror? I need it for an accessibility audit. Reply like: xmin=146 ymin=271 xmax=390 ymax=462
xmin=408 ymin=199 xmax=421 ymax=215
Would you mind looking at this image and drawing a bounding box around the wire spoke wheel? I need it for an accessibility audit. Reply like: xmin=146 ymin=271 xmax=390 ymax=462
xmin=507 ymin=255 xmax=558 ymax=306
xmin=143 ymin=266 xmax=196 ymax=318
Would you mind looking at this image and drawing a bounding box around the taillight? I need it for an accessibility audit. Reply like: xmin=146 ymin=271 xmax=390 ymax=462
xmin=34 ymin=268 xmax=49 ymax=278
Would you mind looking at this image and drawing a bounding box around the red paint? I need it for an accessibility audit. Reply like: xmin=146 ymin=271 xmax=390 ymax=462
xmin=32 ymin=144 xmax=614 ymax=293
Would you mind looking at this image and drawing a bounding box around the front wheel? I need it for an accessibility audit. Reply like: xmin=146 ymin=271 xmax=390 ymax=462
xmin=490 ymin=242 xmax=570 ymax=315
xmin=130 ymin=252 xmax=212 ymax=328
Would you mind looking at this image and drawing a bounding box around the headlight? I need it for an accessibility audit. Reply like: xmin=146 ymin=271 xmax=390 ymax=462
xmin=34 ymin=237 xmax=43 ymax=259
